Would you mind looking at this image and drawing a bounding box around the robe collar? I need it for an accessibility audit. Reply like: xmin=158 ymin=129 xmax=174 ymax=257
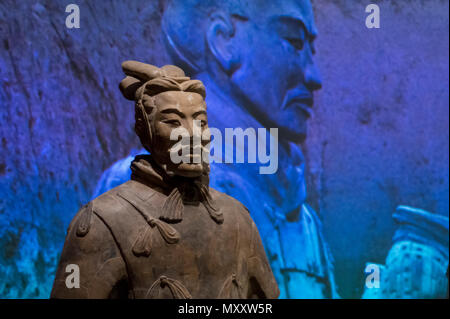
xmin=130 ymin=155 xmax=223 ymax=224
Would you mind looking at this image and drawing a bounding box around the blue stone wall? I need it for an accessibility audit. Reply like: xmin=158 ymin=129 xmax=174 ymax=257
xmin=305 ymin=0 xmax=449 ymax=297
xmin=0 ymin=0 xmax=448 ymax=298
xmin=0 ymin=0 xmax=168 ymax=298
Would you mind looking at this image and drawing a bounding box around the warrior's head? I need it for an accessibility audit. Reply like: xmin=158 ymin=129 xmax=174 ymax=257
xmin=162 ymin=0 xmax=322 ymax=142
xmin=119 ymin=61 xmax=209 ymax=178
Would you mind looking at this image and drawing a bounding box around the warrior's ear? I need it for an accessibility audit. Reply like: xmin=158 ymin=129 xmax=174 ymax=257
xmin=206 ymin=12 xmax=241 ymax=75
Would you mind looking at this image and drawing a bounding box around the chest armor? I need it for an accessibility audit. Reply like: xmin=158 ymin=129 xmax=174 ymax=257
xmin=93 ymin=180 xmax=251 ymax=299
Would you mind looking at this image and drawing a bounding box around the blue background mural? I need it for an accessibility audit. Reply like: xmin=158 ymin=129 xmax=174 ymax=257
xmin=0 ymin=0 xmax=448 ymax=298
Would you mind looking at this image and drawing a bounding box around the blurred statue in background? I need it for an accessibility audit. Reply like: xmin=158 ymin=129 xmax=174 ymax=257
xmin=362 ymin=206 xmax=449 ymax=299
xmin=94 ymin=0 xmax=339 ymax=298
xmin=52 ymin=61 xmax=279 ymax=299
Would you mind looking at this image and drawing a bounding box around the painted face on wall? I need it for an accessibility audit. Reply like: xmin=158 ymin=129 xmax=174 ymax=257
xmin=148 ymin=91 xmax=209 ymax=178
xmin=230 ymin=0 xmax=322 ymax=142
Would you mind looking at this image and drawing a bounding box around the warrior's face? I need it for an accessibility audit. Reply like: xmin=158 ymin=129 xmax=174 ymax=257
xmin=149 ymin=90 xmax=209 ymax=178
xmin=163 ymin=0 xmax=322 ymax=143
xmin=229 ymin=0 xmax=322 ymax=142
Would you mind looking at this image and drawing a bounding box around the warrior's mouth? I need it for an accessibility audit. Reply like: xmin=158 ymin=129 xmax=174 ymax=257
xmin=284 ymin=97 xmax=314 ymax=118
xmin=281 ymin=87 xmax=315 ymax=118
xmin=170 ymin=143 xmax=207 ymax=164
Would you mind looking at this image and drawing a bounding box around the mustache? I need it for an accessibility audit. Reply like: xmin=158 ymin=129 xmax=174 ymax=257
xmin=169 ymin=142 xmax=209 ymax=155
xmin=281 ymin=87 xmax=315 ymax=117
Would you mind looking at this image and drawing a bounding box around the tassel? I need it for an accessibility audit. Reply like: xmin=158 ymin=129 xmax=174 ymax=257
xmin=76 ymin=202 xmax=93 ymax=237
xmin=218 ymin=273 xmax=242 ymax=298
xmin=200 ymin=185 xmax=224 ymax=224
xmin=117 ymin=191 xmax=180 ymax=247
xmin=160 ymin=187 xmax=184 ymax=223
xmin=149 ymin=218 xmax=180 ymax=244
xmin=132 ymin=226 xmax=153 ymax=257
xmin=146 ymin=275 xmax=192 ymax=299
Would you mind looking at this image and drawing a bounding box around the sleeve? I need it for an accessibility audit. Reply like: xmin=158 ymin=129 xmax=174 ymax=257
xmin=247 ymin=220 xmax=280 ymax=299
xmin=50 ymin=205 xmax=128 ymax=299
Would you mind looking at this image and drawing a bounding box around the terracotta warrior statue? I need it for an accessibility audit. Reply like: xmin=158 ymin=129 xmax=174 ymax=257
xmin=51 ymin=61 xmax=279 ymax=299
xmin=93 ymin=0 xmax=338 ymax=298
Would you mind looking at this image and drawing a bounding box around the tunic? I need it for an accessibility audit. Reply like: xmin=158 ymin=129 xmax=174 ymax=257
xmin=51 ymin=156 xmax=279 ymax=299
xmin=92 ymin=143 xmax=339 ymax=298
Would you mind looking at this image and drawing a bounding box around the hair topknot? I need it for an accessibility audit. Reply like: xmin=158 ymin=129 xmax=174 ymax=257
xmin=119 ymin=60 xmax=206 ymax=101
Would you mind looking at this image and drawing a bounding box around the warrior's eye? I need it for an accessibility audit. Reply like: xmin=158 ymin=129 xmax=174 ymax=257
xmin=285 ymin=37 xmax=304 ymax=51
xmin=163 ymin=119 xmax=181 ymax=126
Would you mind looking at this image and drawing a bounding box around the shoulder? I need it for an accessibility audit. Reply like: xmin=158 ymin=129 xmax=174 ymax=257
xmin=62 ymin=197 xmax=122 ymax=258
xmin=210 ymin=187 xmax=249 ymax=212
xmin=93 ymin=179 xmax=155 ymax=211
xmin=91 ymin=181 xmax=134 ymax=217
xmin=74 ymin=180 xmax=155 ymax=236
xmin=209 ymin=187 xmax=256 ymax=229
